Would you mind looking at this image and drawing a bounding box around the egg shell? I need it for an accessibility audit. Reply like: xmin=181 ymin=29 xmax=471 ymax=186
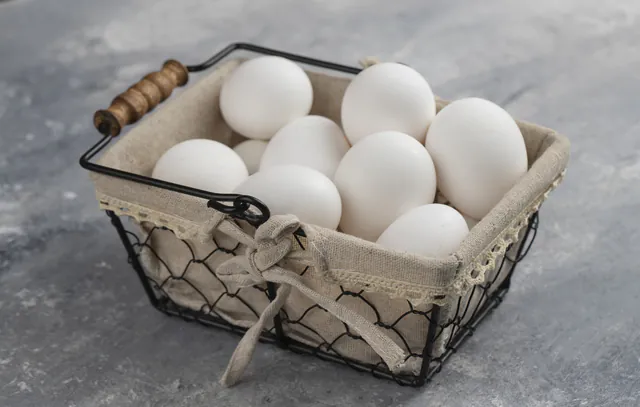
xmin=260 ymin=115 xmax=350 ymax=178
xmin=341 ymin=62 xmax=436 ymax=145
xmin=233 ymin=139 xmax=268 ymax=174
xmin=220 ymin=56 xmax=313 ymax=140
xmin=425 ymin=97 xmax=528 ymax=220
xmin=234 ymin=165 xmax=342 ymax=230
xmin=334 ymin=131 xmax=437 ymax=242
xmin=376 ymin=204 xmax=469 ymax=258
xmin=152 ymin=139 xmax=248 ymax=193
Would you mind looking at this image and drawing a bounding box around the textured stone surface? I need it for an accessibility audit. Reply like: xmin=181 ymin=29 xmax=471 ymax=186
xmin=1 ymin=0 xmax=639 ymax=406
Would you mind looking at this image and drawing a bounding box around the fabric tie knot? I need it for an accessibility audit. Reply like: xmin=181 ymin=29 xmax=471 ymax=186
xmin=216 ymin=215 xmax=300 ymax=287
xmin=248 ymin=214 xmax=299 ymax=276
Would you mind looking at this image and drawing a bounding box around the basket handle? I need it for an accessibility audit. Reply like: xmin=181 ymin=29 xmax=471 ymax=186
xmin=93 ymin=60 xmax=189 ymax=137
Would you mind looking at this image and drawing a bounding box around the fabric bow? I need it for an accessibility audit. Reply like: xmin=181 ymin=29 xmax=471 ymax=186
xmin=215 ymin=215 xmax=414 ymax=387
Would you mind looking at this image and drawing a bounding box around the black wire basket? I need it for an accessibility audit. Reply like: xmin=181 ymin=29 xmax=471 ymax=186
xmin=80 ymin=43 xmax=542 ymax=387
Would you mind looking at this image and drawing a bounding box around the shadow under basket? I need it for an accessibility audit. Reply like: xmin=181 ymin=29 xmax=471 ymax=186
xmin=80 ymin=43 xmax=569 ymax=387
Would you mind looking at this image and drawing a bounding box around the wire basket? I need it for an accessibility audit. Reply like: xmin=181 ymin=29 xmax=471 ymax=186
xmin=80 ymin=43 xmax=567 ymax=387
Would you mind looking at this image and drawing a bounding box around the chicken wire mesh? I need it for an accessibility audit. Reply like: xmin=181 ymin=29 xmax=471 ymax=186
xmin=106 ymin=210 xmax=539 ymax=387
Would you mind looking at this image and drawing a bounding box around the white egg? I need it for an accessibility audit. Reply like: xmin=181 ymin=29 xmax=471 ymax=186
xmin=220 ymin=56 xmax=313 ymax=140
xmin=234 ymin=165 xmax=342 ymax=229
xmin=233 ymin=139 xmax=268 ymax=174
xmin=260 ymin=115 xmax=350 ymax=178
xmin=152 ymin=139 xmax=248 ymax=193
xmin=334 ymin=131 xmax=437 ymax=241
xmin=425 ymin=98 xmax=528 ymax=220
xmin=341 ymin=62 xmax=436 ymax=145
xmin=377 ymin=204 xmax=469 ymax=258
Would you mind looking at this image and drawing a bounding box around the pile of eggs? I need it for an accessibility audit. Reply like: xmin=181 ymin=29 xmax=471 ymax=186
xmin=152 ymin=56 xmax=528 ymax=259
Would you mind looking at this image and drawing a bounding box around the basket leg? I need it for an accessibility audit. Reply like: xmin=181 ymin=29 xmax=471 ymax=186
xmin=106 ymin=210 xmax=160 ymax=309
xmin=417 ymin=304 xmax=441 ymax=386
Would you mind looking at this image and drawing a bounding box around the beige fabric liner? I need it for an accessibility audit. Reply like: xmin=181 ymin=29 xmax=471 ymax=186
xmin=89 ymin=58 xmax=570 ymax=385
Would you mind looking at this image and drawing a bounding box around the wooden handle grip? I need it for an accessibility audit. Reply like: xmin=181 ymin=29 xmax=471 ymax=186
xmin=94 ymin=60 xmax=189 ymax=136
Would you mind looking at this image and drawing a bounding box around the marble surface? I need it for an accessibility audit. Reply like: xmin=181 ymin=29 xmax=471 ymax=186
xmin=1 ymin=0 xmax=639 ymax=406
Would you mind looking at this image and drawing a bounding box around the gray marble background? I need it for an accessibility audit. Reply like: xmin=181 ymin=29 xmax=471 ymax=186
xmin=1 ymin=0 xmax=639 ymax=406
